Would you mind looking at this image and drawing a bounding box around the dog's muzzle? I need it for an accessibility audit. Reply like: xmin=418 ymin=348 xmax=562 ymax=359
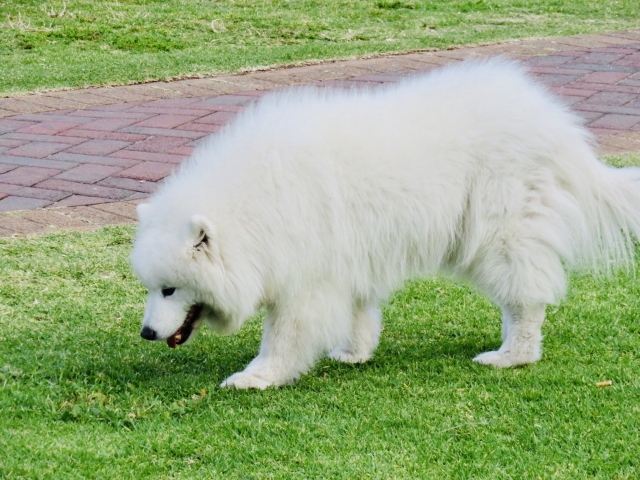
xmin=166 ymin=303 xmax=204 ymax=348
xmin=140 ymin=326 xmax=156 ymax=340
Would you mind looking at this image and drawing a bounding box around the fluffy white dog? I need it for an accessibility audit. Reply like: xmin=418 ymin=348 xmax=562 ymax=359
xmin=132 ymin=59 xmax=640 ymax=389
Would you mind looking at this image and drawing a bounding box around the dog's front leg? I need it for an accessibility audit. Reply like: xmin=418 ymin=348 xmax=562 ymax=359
xmin=221 ymin=293 xmax=349 ymax=389
xmin=220 ymin=311 xmax=321 ymax=389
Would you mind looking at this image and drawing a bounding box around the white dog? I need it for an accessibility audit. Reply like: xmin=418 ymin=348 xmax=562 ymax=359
xmin=131 ymin=59 xmax=640 ymax=389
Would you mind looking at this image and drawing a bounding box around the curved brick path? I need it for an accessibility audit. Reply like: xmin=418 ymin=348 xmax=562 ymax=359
xmin=2 ymin=29 xmax=640 ymax=236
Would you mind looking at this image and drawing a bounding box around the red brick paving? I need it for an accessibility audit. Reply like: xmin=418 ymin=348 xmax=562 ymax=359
xmin=581 ymin=91 xmax=638 ymax=105
xmin=61 ymin=129 xmax=147 ymax=142
xmin=125 ymin=135 xmax=191 ymax=153
xmin=2 ymin=133 xmax=86 ymax=145
xmin=195 ymin=111 xmax=237 ymax=125
xmin=77 ymin=117 xmax=144 ymax=132
xmin=589 ymin=114 xmax=640 ymax=130
xmin=2 ymin=30 xmax=640 ymax=236
xmin=0 ymin=196 xmax=52 ymax=212
xmin=50 ymin=152 xmax=140 ymax=168
xmin=97 ymin=176 xmax=158 ymax=193
xmin=615 ymin=53 xmax=640 ymax=67
xmin=117 ymin=161 xmax=176 ymax=182
xmin=5 ymin=142 xmax=73 ymax=159
xmin=119 ymin=126 xmax=205 ymax=139
xmin=188 ymin=103 xmax=245 ymax=113
xmin=51 ymin=194 xmax=118 ymax=208
xmin=169 ymin=146 xmax=196 ymax=156
xmin=0 ymin=155 xmax=77 ymax=170
xmin=53 ymin=164 xmax=124 ymax=183
xmin=66 ymin=139 xmax=131 ymax=156
xmin=0 ymin=118 xmax=36 ymax=129
xmin=35 ymin=178 xmax=133 ymax=200
xmin=175 ymin=122 xmax=222 ymax=134
xmin=108 ymin=150 xmax=184 ymax=164
xmin=8 ymin=186 xmax=70 ymax=201
xmin=581 ymin=71 xmax=633 ymax=84
xmin=0 ymin=166 xmax=62 ymax=187
xmin=569 ymin=81 xmax=640 ymax=95
xmin=15 ymin=121 xmax=79 ymax=135
xmin=0 ymin=138 xmax=29 ymax=148
xmin=579 ymin=53 xmax=627 ymax=64
xmin=134 ymin=114 xmax=200 ymax=129
xmin=0 ymin=183 xmax=20 ymax=195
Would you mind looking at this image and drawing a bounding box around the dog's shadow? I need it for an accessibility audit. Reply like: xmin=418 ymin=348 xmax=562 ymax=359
xmin=62 ymin=328 xmax=500 ymax=393
xmin=309 ymin=333 xmax=501 ymax=384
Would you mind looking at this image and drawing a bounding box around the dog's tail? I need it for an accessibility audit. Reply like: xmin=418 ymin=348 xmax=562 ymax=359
xmin=563 ymin=140 xmax=640 ymax=271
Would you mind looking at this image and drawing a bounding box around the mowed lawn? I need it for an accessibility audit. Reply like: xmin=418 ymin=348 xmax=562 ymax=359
xmin=2 ymin=0 xmax=640 ymax=95
xmin=1 ymin=155 xmax=639 ymax=478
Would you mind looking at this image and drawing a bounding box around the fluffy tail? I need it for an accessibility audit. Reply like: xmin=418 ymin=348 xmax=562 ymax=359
xmin=576 ymin=158 xmax=640 ymax=270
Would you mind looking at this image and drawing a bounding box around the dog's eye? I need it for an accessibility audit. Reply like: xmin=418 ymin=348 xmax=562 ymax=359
xmin=161 ymin=287 xmax=176 ymax=297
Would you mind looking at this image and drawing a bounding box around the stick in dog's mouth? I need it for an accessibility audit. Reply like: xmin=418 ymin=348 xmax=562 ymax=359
xmin=167 ymin=303 xmax=204 ymax=348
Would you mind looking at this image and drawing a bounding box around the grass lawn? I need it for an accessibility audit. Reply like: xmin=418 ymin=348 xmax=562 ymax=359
xmin=1 ymin=155 xmax=639 ymax=478
xmin=2 ymin=0 xmax=640 ymax=95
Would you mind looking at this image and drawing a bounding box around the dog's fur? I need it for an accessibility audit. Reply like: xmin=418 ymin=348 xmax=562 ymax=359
xmin=131 ymin=59 xmax=640 ymax=389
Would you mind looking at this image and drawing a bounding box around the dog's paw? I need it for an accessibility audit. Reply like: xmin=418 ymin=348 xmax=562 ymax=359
xmin=473 ymin=350 xmax=537 ymax=368
xmin=473 ymin=350 xmax=515 ymax=368
xmin=328 ymin=347 xmax=372 ymax=364
xmin=220 ymin=372 xmax=272 ymax=390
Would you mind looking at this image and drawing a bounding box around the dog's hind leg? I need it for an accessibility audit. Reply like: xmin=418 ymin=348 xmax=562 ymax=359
xmin=221 ymin=285 xmax=351 ymax=389
xmin=328 ymin=303 xmax=382 ymax=364
xmin=474 ymin=303 xmax=546 ymax=368
xmin=468 ymin=222 xmax=566 ymax=368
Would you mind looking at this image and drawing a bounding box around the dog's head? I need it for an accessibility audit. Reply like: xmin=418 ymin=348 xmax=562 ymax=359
xmin=131 ymin=203 xmax=238 ymax=348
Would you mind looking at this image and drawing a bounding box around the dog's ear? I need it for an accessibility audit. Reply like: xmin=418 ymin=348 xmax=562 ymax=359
xmin=136 ymin=203 xmax=151 ymax=221
xmin=188 ymin=214 xmax=220 ymax=260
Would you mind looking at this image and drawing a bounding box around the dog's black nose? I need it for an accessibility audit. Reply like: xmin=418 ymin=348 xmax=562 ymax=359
xmin=140 ymin=326 xmax=157 ymax=340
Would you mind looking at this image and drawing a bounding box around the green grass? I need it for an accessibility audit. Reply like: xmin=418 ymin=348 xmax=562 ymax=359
xmin=1 ymin=153 xmax=640 ymax=478
xmin=603 ymin=151 xmax=640 ymax=168
xmin=2 ymin=0 xmax=640 ymax=95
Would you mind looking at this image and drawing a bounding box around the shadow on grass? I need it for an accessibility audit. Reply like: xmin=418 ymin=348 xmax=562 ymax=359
xmin=36 ymin=326 xmax=498 ymax=393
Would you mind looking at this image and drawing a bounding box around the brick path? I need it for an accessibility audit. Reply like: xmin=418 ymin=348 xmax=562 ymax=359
xmin=2 ymin=29 xmax=640 ymax=237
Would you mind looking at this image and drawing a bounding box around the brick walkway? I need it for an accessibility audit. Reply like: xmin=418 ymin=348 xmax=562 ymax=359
xmin=2 ymin=29 xmax=640 ymax=237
